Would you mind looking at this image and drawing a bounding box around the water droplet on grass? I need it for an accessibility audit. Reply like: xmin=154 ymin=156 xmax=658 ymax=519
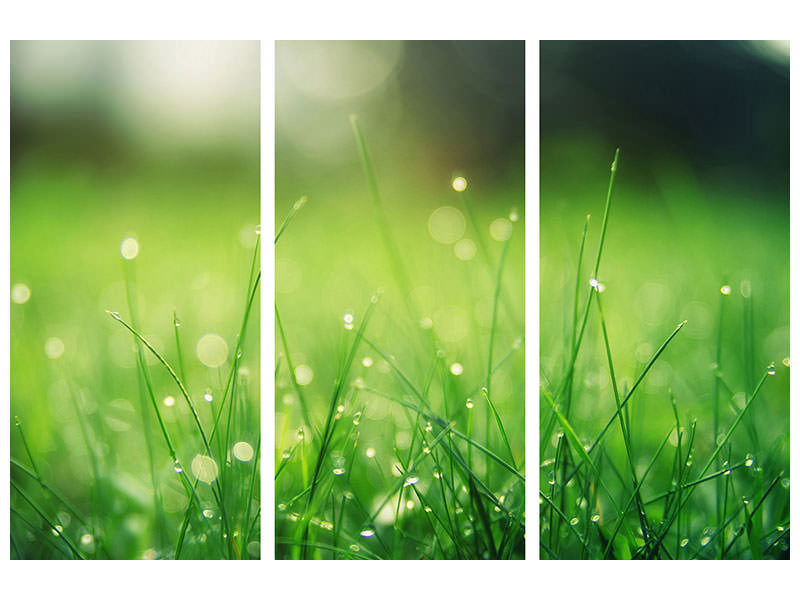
xmin=700 ymin=536 xmax=711 ymax=546
xmin=196 ymin=333 xmax=228 ymax=368
xmin=454 ymin=238 xmax=477 ymax=261
xmin=429 ymin=206 xmax=466 ymax=244
xmin=720 ymin=285 xmax=731 ymax=295
xmin=173 ymin=461 xmax=183 ymax=473
xmin=365 ymin=447 xmax=376 ymax=458
xmin=767 ymin=362 xmax=776 ymax=376
xmin=343 ymin=313 xmax=354 ymax=330
xmin=120 ymin=237 xmax=139 ymax=260
xmin=202 ymin=509 xmax=214 ymax=519
xmin=359 ymin=527 xmax=375 ymax=538
xmin=349 ymin=543 xmax=360 ymax=552
xmin=296 ymin=428 xmax=305 ymax=440
xmin=45 ymin=337 xmax=65 ymax=359
xmin=163 ymin=396 xmax=175 ymax=407
xmin=247 ymin=541 xmax=260 ymax=557
xmin=745 ymin=454 xmax=754 ymax=467
xmin=680 ymin=538 xmax=689 ymax=547
xmin=191 ymin=454 xmax=219 ymax=484
xmin=569 ymin=517 xmax=579 ymax=526
xmin=362 ymin=356 xmax=373 ymax=368
xmin=465 ymin=399 xmax=474 ymax=409
xmin=203 ymin=390 xmax=213 ymax=402
xmin=489 ymin=217 xmax=512 ymax=241
xmin=591 ymin=514 xmax=600 ymax=523
xmin=450 ymin=362 xmax=463 ymax=376
xmin=352 ymin=411 xmax=362 ymax=425
xmin=294 ymin=364 xmax=313 ymax=386
xmin=451 ymin=176 xmax=468 ymax=192
xmin=11 ymin=283 xmax=31 ymax=304
xmin=404 ymin=475 xmax=419 ymax=487
xmin=233 ymin=441 xmax=254 ymax=462
xmin=782 ymin=357 xmax=790 ymax=367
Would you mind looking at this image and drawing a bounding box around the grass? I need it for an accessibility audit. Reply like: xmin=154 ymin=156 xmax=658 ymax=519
xmin=275 ymin=118 xmax=525 ymax=560
xmin=539 ymin=149 xmax=789 ymax=560
xmin=10 ymin=227 xmax=261 ymax=560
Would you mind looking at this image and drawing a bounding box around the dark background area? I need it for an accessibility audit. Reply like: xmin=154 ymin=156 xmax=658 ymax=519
xmin=541 ymin=40 xmax=788 ymax=196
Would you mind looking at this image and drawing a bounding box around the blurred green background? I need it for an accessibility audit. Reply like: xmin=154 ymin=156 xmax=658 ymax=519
xmin=11 ymin=41 xmax=260 ymax=559
xmin=275 ymin=41 xmax=525 ymax=558
xmin=540 ymin=41 xmax=789 ymax=557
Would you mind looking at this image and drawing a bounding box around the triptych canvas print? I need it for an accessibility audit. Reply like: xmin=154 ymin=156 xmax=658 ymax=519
xmin=8 ymin=40 xmax=789 ymax=561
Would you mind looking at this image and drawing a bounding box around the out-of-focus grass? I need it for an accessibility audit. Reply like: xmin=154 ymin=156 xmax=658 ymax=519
xmin=539 ymin=142 xmax=789 ymax=559
xmin=10 ymin=161 xmax=260 ymax=559
xmin=275 ymin=121 xmax=525 ymax=559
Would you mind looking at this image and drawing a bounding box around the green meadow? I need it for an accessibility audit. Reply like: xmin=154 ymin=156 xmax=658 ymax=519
xmin=274 ymin=118 xmax=525 ymax=559
xmin=10 ymin=41 xmax=260 ymax=560
xmin=539 ymin=142 xmax=789 ymax=559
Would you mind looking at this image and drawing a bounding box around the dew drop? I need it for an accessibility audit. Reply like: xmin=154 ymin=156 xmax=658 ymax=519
xmin=191 ymin=454 xmax=219 ymax=484
xmin=203 ymin=390 xmax=213 ymax=402
xmin=465 ymin=399 xmax=474 ymax=409
xmin=569 ymin=517 xmax=579 ymax=526
xmin=359 ymin=527 xmax=376 ymax=538
xmin=720 ymin=285 xmax=731 ymax=295
xmin=120 ymin=237 xmax=139 ymax=260
xmin=451 ymin=176 xmax=468 ymax=192
xmin=404 ymin=475 xmax=419 ymax=487
xmin=782 ymin=357 xmax=790 ymax=367
xmin=700 ymin=535 xmax=711 ymax=546
xmin=163 ymin=396 xmax=175 ymax=407
xmin=233 ymin=441 xmax=254 ymax=462
xmin=173 ymin=461 xmax=183 ymax=473
xmin=202 ymin=509 xmax=214 ymax=519
xmin=349 ymin=543 xmax=360 ymax=552
xmin=365 ymin=447 xmax=376 ymax=458
xmin=11 ymin=283 xmax=31 ymax=304
xmin=744 ymin=454 xmax=754 ymax=468
xmin=45 ymin=337 xmax=65 ymax=359
xmin=767 ymin=362 xmax=776 ymax=376
xmin=352 ymin=411 xmax=362 ymax=425
xmin=296 ymin=428 xmax=305 ymax=440
xmin=591 ymin=514 xmax=600 ymax=523
xmin=449 ymin=362 xmax=464 ymax=376
xmin=680 ymin=538 xmax=689 ymax=548
xmin=280 ymin=450 xmax=290 ymax=460
xmin=295 ymin=364 xmax=313 ymax=386
xmin=362 ymin=356 xmax=373 ymax=368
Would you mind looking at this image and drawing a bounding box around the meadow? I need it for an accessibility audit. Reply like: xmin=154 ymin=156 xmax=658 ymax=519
xmin=10 ymin=160 xmax=261 ymax=559
xmin=539 ymin=143 xmax=789 ymax=559
xmin=275 ymin=117 xmax=525 ymax=559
